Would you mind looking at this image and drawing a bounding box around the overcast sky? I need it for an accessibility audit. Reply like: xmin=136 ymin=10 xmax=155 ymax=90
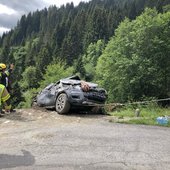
xmin=0 ymin=0 xmax=90 ymax=35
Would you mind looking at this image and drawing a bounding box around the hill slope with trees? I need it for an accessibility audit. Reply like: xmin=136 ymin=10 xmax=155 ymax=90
xmin=0 ymin=0 xmax=170 ymax=107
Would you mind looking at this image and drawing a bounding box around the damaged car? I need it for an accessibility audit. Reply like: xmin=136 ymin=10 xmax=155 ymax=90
xmin=36 ymin=75 xmax=107 ymax=114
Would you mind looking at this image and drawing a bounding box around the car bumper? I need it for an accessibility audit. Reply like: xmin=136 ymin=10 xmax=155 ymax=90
xmin=67 ymin=91 xmax=106 ymax=106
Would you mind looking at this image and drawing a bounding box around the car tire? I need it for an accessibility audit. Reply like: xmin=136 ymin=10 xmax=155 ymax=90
xmin=55 ymin=93 xmax=70 ymax=114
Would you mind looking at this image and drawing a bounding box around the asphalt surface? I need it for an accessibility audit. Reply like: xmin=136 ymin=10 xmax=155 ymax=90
xmin=0 ymin=108 xmax=170 ymax=170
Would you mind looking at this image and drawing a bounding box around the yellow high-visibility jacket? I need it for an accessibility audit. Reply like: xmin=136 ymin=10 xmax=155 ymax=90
xmin=0 ymin=84 xmax=11 ymax=110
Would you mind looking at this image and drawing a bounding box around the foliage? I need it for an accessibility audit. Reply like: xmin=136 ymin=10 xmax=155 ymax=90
xmin=96 ymin=8 xmax=170 ymax=103
xmin=19 ymin=66 xmax=39 ymax=90
xmin=39 ymin=61 xmax=74 ymax=89
xmin=82 ymin=40 xmax=105 ymax=81
xmin=17 ymin=88 xmax=37 ymax=108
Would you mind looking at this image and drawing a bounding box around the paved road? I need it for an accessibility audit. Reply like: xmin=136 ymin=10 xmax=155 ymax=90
xmin=0 ymin=108 xmax=170 ymax=170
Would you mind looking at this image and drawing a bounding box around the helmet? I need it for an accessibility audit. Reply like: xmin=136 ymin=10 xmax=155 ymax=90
xmin=0 ymin=63 xmax=6 ymax=69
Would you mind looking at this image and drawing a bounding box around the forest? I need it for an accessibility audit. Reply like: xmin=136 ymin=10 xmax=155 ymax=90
xmin=0 ymin=0 xmax=170 ymax=108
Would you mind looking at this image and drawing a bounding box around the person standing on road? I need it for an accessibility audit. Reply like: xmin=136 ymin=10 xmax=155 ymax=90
xmin=0 ymin=84 xmax=11 ymax=116
xmin=0 ymin=63 xmax=14 ymax=93
xmin=0 ymin=63 xmax=15 ymax=114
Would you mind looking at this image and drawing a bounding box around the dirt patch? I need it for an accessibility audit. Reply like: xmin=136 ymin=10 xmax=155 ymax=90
xmin=0 ymin=107 xmax=108 ymax=127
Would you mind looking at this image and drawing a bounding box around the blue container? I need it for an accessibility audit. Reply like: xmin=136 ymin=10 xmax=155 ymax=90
xmin=156 ymin=117 xmax=169 ymax=125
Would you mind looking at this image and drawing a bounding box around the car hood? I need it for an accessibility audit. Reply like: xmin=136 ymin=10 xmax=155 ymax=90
xmin=60 ymin=78 xmax=98 ymax=88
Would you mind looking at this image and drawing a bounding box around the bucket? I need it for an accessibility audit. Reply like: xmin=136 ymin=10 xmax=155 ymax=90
xmin=156 ymin=116 xmax=169 ymax=125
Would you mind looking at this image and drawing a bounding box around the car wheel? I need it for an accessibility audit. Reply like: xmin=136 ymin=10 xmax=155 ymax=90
xmin=55 ymin=93 xmax=70 ymax=114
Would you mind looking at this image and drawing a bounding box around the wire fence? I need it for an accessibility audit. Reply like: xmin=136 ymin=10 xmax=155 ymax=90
xmin=106 ymin=97 xmax=170 ymax=106
xmin=103 ymin=97 xmax=170 ymax=111
xmin=88 ymin=98 xmax=170 ymax=111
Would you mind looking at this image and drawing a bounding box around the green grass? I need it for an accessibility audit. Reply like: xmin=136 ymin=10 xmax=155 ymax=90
xmin=108 ymin=104 xmax=170 ymax=127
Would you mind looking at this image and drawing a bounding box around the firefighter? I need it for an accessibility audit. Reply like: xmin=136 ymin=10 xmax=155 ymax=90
xmin=0 ymin=63 xmax=15 ymax=114
xmin=0 ymin=84 xmax=11 ymax=116
xmin=0 ymin=63 xmax=14 ymax=93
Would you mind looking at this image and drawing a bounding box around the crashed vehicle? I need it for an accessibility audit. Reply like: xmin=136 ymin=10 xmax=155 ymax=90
xmin=36 ymin=75 xmax=107 ymax=114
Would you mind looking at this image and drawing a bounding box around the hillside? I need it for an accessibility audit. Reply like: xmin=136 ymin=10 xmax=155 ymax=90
xmin=0 ymin=0 xmax=170 ymax=107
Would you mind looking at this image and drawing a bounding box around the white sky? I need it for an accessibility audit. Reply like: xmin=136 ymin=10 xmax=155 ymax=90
xmin=44 ymin=0 xmax=90 ymax=7
xmin=0 ymin=0 xmax=90 ymax=36
xmin=0 ymin=4 xmax=17 ymax=14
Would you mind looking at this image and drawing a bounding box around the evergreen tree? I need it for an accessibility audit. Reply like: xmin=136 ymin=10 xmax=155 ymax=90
xmin=0 ymin=0 xmax=170 ymax=107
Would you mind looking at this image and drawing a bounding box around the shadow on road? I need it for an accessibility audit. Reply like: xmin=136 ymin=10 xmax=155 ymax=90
xmin=0 ymin=150 xmax=35 ymax=169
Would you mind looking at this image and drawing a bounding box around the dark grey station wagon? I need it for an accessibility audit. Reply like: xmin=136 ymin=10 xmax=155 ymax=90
xmin=36 ymin=75 xmax=107 ymax=114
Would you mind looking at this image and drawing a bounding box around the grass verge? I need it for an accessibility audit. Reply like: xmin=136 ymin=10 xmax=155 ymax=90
xmin=108 ymin=103 xmax=170 ymax=127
